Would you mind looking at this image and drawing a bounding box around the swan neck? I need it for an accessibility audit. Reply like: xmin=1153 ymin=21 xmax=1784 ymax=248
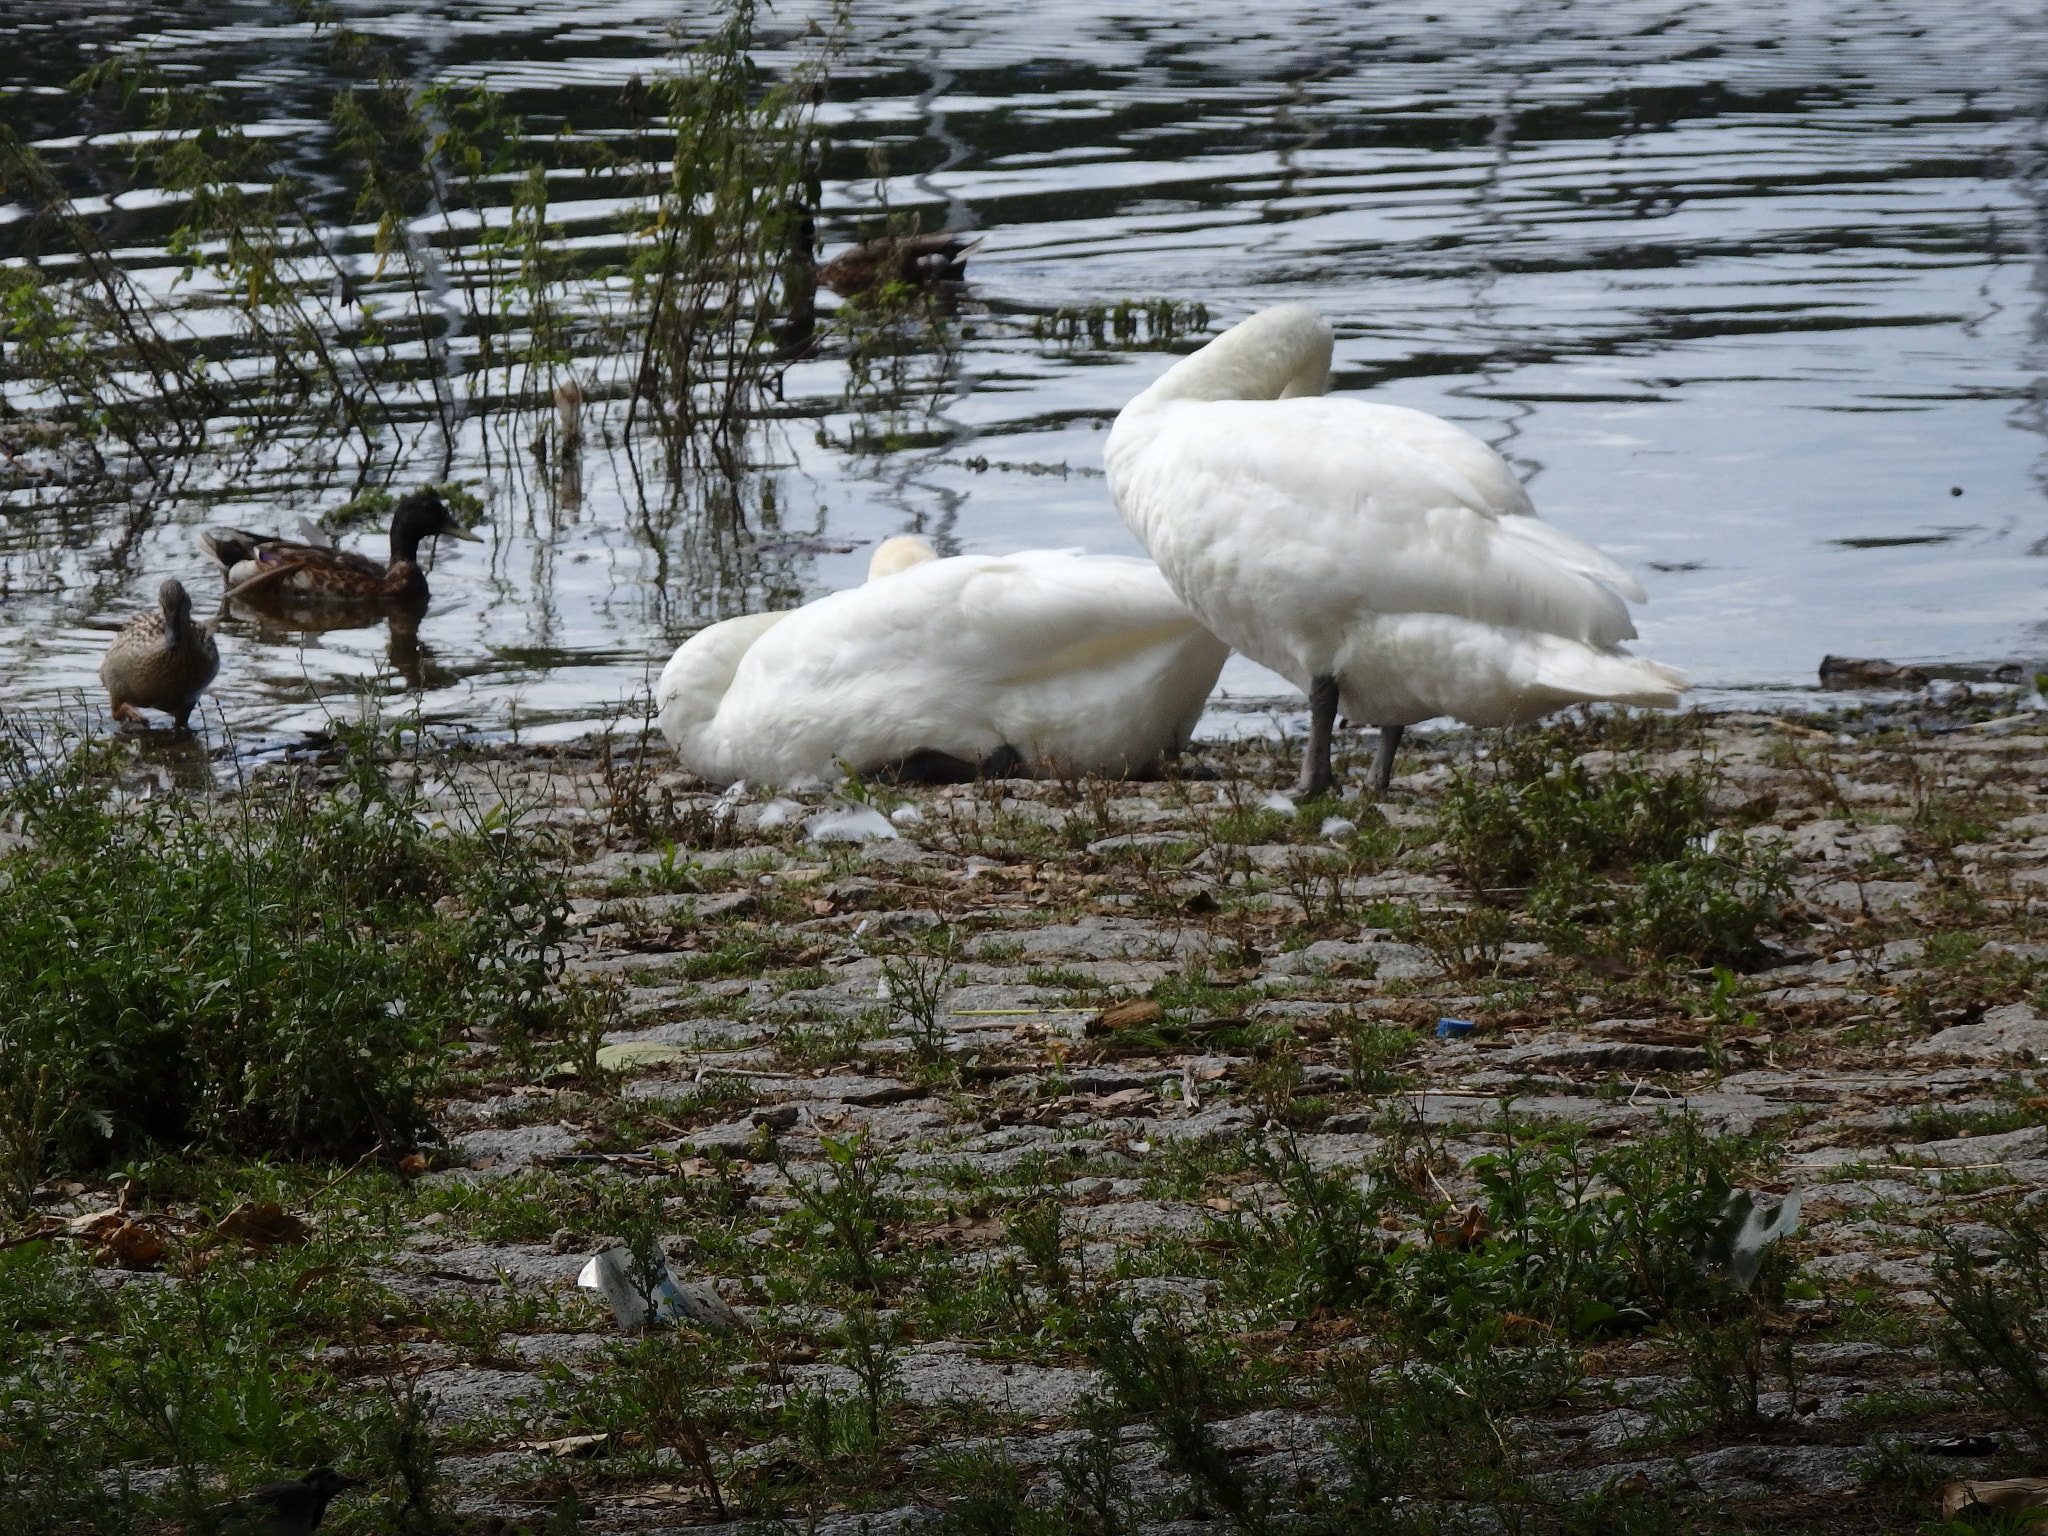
xmin=1136 ymin=305 xmax=1332 ymax=405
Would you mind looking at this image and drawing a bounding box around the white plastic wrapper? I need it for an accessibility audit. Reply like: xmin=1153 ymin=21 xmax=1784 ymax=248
xmin=575 ymin=1246 xmax=741 ymax=1333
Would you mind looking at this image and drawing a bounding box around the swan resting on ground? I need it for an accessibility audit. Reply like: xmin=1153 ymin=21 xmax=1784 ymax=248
xmin=655 ymin=537 xmax=1228 ymax=786
xmin=1105 ymin=304 xmax=1687 ymax=796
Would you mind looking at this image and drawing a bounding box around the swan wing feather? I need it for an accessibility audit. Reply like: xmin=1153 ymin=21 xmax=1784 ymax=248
xmin=1111 ymin=401 xmax=1639 ymax=670
xmin=662 ymin=552 xmax=1225 ymax=784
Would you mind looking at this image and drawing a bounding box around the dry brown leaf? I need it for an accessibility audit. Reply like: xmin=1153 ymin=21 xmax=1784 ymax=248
xmin=1085 ymin=999 xmax=1165 ymax=1036
xmin=523 ymin=1433 xmax=611 ymax=1459
xmin=215 ymin=1201 xmax=310 ymax=1248
xmin=101 ymin=1221 xmax=165 ymax=1269
xmin=1940 ymin=1479 xmax=2048 ymax=1522
xmin=66 ymin=1208 xmax=126 ymax=1241
xmin=0 ymin=1219 xmax=63 ymax=1253
xmin=1432 ymin=1203 xmax=1490 ymax=1250
xmin=290 ymin=1263 xmax=343 ymax=1297
xmin=397 ymin=1153 xmax=428 ymax=1178
xmin=1091 ymin=1086 xmax=1156 ymax=1113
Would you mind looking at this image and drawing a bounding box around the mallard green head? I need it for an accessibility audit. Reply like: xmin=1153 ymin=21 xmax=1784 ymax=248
xmin=388 ymin=489 xmax=482 ymax=565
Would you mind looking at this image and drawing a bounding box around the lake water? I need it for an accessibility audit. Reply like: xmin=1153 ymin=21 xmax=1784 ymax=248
xmin=5 ymin=0 xmax=2047 ymax=746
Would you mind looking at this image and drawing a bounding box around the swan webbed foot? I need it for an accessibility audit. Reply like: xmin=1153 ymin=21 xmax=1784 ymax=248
xmin=1371 ymin=723 xmax=1405 ymax=795
xmin=1295 ymin=674 xmax=1339 ymax=798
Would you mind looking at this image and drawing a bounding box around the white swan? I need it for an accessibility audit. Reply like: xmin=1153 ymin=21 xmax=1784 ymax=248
xmin=1104 ymin=305 xmax=1687 ymax=796
xmin=655 ymin=537 xmax=1229 ymax=786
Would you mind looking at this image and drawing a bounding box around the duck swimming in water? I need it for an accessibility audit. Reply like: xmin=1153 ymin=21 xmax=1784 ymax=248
xmin=1105 ymin=304 xmax=1686 ymax=797
xmin=198 ymin=488 xmax=479 ymax=607
xmin=99 ymin=577 xmax=219 ymax=729
xmin=816 ymin=231 xmax=983 ymax=297
xmin=656 ymin=536 xmax=1228 ymax=785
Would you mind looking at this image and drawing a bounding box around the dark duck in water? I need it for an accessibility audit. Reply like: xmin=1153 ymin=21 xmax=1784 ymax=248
xmin=816 ymin=230 xmax=983 ymax=296
xmin=99 ymin=577 xmax=219 ymax=729
xmin=198 ymin=488 xmax=480 ymax=607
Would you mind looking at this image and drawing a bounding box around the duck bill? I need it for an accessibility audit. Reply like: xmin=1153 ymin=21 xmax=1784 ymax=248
xmin=442 ymin=525 xmax=484 ymax=543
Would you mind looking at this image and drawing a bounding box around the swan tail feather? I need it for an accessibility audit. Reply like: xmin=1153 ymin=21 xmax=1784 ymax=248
xmin=1495 ymin=514 xmax=1648 ymax=603
xmin=1525 ymin=640 xmax=1689 ymax=709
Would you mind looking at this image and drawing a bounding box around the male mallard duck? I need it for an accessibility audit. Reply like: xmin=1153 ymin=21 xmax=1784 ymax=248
xmin=100 ymin=577 xmax=219 ymax=729
xmin=197 ymin=488 xmax=480 ymax=606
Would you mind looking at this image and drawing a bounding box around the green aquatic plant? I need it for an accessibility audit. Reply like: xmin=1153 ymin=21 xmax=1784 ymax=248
xmin=1 ymin=0 xmax=838 ymax=499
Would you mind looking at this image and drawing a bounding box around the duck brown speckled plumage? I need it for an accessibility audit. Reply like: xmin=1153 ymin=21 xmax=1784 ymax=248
xmin=198 ymin=488 xmax=480 ymax=607
xmin=815 ymin=231 xmax=983 ymax=296
xmin=99 ymin=577 xmax=219 ymax=729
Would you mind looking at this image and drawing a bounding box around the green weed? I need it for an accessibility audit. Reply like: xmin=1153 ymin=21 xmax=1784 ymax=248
xmin=0 ymin=723 xmax=564 ymax=1179
xmin=770 ymin=1128 xmax=902 ymax=1293
xmin=1927 ymin=1200 xmax=2048 ymax=1435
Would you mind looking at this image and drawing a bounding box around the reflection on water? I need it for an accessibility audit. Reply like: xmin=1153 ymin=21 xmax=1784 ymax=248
xmin=2 ymin=0 xmax=2047 ymax=744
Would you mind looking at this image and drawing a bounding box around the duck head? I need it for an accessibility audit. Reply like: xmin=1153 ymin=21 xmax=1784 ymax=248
xmin=388 ymin=489 xmax=482 ymax=566
xmin=157 ymin=577 xmax=196 ymax=644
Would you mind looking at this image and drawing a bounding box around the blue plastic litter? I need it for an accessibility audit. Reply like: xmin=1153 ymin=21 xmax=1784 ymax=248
xmin=1435 ymin=1017 xmax=1476 ymax=1038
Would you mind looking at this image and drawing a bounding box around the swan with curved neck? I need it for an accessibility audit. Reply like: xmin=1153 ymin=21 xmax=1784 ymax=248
xmin=655 ymin=535 xmax=1228 ymax=786
xmin=1105 ymin=305 xmax=1685 ymax=795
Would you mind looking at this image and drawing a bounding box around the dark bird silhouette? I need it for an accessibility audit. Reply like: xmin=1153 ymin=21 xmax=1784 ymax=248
xmin=198 ymin=489 xmax=480 ymax=607
xmin=204 ymin=1468 xmax=364 ymax=1535
xmin=816 ymin=230 xmax=983 ymax=296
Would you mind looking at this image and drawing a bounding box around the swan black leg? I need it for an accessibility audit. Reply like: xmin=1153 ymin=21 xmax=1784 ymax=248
xmin=1296 ymin=674 xmax=1338 ymax=799
xmin=1372 ymin=723 xmax=1405 ymax=795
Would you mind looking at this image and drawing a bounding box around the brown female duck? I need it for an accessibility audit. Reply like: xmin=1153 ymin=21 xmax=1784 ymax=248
xmin=198 ymin=488 xmax=479 ymax=606
xmin=100 ymin=577 xmax=219 ymax=729
xmin=816 ymin=231 xmax=983 ymax=296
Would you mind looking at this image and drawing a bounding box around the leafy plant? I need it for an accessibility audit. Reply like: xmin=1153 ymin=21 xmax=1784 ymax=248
xmin=770 ymin=1129 xmax=902 ymax=1292
xmin=1343 ymin=1021 xmax=1415 ymax=1095
xmin=839 ymin=1305 xmax=903 ymax=1441
xmin=0 ymin=722 xmax=565 ymax=1174
xmin=880 ymin=937 xmax=959 ymax=1059
xmin=1927 ymin=1200 xmax=2048 ymax=1435
xmin=1088 ymin=1308 xmax=1274 ymax=1536
xmin=1237 ymin=1134 xmax=1386 ymax=1310
xmin=1438 ymin=732 xmax=1714 ymax=891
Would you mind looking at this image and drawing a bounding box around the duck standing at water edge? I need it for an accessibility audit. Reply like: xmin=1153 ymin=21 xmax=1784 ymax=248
xmin=1105 ymin=305 xmax=1686 ymax=797
xmin=656 ymin=536 xmax=1228 ymax=785
xmin=100 ymin=577 xmax=219 ymax=729
xmin=198 ymin=488 xmax=480 ymax=607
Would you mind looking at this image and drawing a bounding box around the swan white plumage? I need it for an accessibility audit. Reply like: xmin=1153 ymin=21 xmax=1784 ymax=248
xmin=654 ymin=537 xmax=1229 ymax=786
xmin=1104 ymin=304 xmax=1687 ymax=796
